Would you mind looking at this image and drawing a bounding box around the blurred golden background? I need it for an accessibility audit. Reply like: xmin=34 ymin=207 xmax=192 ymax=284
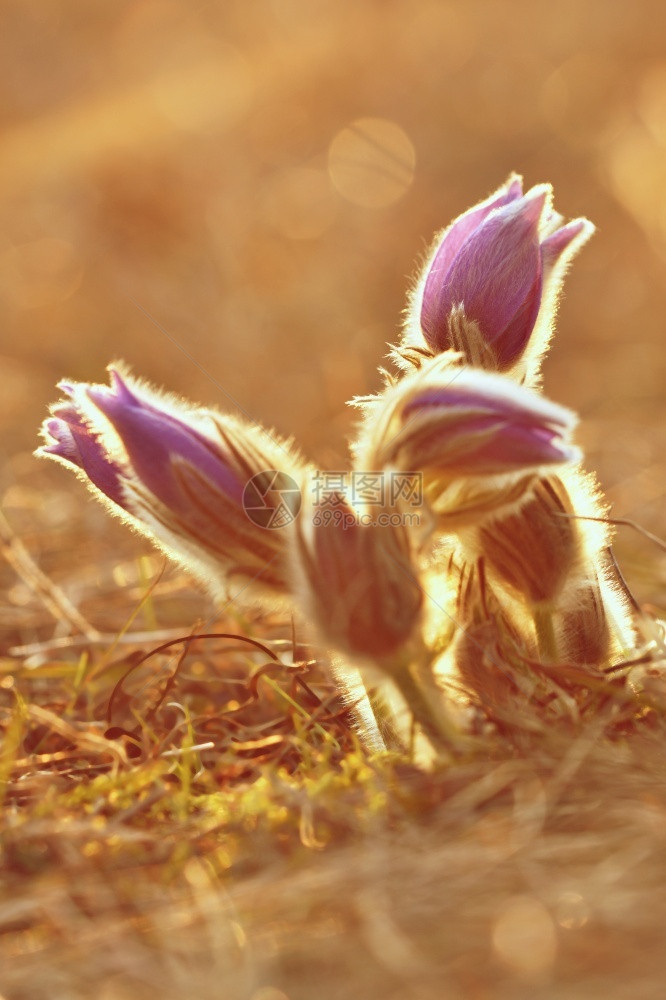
xmin=1 ymin=0 xmax=665 ymax=605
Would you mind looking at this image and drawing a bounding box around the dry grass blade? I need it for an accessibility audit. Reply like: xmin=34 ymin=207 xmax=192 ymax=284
xmin=0 ymin=507 xmax=99 ymax=641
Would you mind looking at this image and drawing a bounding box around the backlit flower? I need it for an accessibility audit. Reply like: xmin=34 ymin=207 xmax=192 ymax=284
xmin=355 ymin=357 xmax=580 ymax=528
xmin=38 ymin=366 xmax=306 ymax=601
xmin=404 ymin=176 xmax=593 ymax=381
xmin=290 ymin=493 xmax=422 ymax=660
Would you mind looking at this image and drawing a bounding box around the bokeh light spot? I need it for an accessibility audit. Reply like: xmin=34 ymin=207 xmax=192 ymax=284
xmin=492 ymin=895 xmax=557 ymax=979
xmin=328 ymin=117 xmax=415 ymax=209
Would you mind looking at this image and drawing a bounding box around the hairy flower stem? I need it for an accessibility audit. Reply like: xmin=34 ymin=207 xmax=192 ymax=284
xmin=384 ymin=652 xmax=464 ymax=754
xmin=365 ymin=688 xmax=409 ymax=753
xmin=534 ymin=606 xmax=558 ymax=662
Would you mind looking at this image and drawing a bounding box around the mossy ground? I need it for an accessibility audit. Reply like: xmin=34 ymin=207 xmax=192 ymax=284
xmin=2 ymin=479 xmax=666 ymax=1000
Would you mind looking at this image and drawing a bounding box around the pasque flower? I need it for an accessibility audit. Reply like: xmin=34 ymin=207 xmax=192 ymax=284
xmin=38 ymin=366 xmax=306 ymax=600
xmin=355 ymin=356 xmax=580 ymax=528
xmin=35 ymin=171 xmax=641 ymax=753
xmin=398 ymin=178 xmax=630 ymax=666
xmin=404 ymin=175 xmax=594 ymax=381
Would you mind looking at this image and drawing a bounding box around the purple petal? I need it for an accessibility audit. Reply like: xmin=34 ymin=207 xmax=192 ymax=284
xmin=86 ymin=376 xmax=244 ymax=513
xmin=399 ymin=413 xmax=578 ymax=477
xmin=40 ymin=411 xmax=127 ymax=508
xmin=469 ymin=422 xmax=580 ymax=472
xmin=540 ymin=218 xmax=591 ymax=270
xmin=402 ymin=373 xmax=575 ymax=429
xmin=397 ymin=368 xmax=579 ymax=477
xmin=43 ymin=416 xmax=81 ymax=464
xmin=490 ymin=269 xmax=542 ymax=367
xmin=433 ymin=188 xmax=546 ymax=346
xmin=422 ymin=176 xmax=523 ymax=303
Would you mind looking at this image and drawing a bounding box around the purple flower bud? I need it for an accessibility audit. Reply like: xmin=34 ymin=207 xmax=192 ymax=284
xmin=85 ymin=369 xmax=244 ymax=513
xmin=355 ymin=358 xmax=580 ymax=527
xmin=415 ymin=178 xmax=593 ymax=374
xmin=37 ymin=366 xmax=307 ymax=600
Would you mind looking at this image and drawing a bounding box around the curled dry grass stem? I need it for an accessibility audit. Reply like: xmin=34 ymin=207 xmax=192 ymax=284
xmin=564 ymin=512 xmax=666 ymax=554
xmin=105 ymin=631 xmax=280 ymax=727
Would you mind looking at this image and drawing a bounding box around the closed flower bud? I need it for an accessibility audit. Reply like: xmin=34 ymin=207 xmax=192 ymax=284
xmin=291 ymin=493 xmax=469 ymax=752
xmin=462 ymin=465 xmax=634 ymax=666
xmin=468 ymin=474 xmax=580 ymax=607
xmin=290 ymin=493 xmax=422 ymax=660
xmin=402 ymin=176 xmax=593 ymax=380
xmin=354 ymin=357 xmax=580 ymax=529
xmin=37 ymin=365 xmax=306 ymax=601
